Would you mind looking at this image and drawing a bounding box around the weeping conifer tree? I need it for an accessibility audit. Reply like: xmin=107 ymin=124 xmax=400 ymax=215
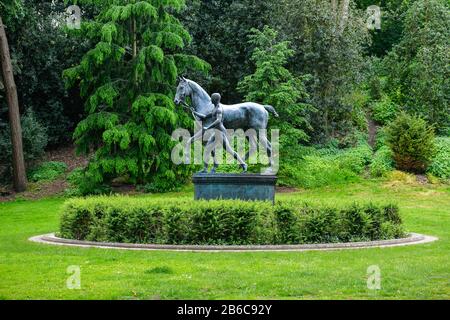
xmin=64 ymin=0 xmax=209 ymax=193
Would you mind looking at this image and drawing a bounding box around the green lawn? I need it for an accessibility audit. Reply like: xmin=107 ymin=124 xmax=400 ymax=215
xmin=0 ymin=180 xmax=449 ymax=300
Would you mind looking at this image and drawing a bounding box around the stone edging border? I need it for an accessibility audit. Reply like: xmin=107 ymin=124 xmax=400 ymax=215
xmin=29 ymin=233 xmax=438 ymax=252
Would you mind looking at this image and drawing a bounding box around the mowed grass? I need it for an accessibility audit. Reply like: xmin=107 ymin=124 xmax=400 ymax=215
xmin=0 ymin=180 xmax=449 ymax=300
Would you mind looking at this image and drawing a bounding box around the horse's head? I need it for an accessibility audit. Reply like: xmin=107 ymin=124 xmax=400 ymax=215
xmin=174 ymin=76 xmax=192 ymax=106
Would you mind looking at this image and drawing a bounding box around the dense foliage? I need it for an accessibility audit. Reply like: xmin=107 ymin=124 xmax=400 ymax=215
xmin=180 ymin=0 xmax=273 ymax=102
xmin=275 ymin=0 xmax=370 ymax=143
xmin=60 ymin=197 xmax=405 ymax=245
xmin=1 ymin=0 xmax=448 ymax=192
xmin=370 ymin=146 xmax=395 ymax=177
xmin=371 ymin=95 xmax=399 ymax=125
xmin=237 ymin=26 xmax=313 ymax=145
xmin=28 ymin=161 xmax=68 ymax=183
xmin=279 ymin=141 xmax=373 ymax=188
xmin=355 ymin=0 xmax=418 ymax=57
xmin=383 ymin=0 xmax=449 ymax=134
xmin=63 ymin=0 xmax=209 ymax=194
xmin=0 ymin=111 xmax=48 ymax=183
xmin=427 ymin=137 xmax=450 ymax=180
xmin=385 ymin=113 xmax=436 ymax=173
xmin=0 ymin=0 xmax=89 ymax=146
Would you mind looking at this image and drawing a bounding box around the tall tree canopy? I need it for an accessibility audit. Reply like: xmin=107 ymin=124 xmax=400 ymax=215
xmin=64 ymin=0 xmax=209 ymax=193
xmin=383 ymin=0 xmax=449 ymax=134
xmin=181 ymin=0 xmax=273 ymax=103
xmin=355 ymin=0 xmax=418 ymax=57
xmin=0 ymin=1 xmax=91 ymax=146
xmin=276 ymin=0 xmax=370 ymax=143
xmin=238 ymin=26 xmax=313 ymax=146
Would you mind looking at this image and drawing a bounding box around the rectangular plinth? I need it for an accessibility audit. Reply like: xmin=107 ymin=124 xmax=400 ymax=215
xmin=193 ymin=174 xmax=277 ymax=203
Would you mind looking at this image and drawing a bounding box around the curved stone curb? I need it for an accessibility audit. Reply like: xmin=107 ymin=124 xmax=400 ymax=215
xmin=29 ymin=233 xmax=438 ymax=252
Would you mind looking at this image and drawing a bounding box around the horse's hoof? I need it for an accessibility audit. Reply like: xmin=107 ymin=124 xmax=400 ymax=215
xmin=241 ymin=164 xmax=248 ymax=173
xmin=210 ymin=168 xmax=217 ymax=174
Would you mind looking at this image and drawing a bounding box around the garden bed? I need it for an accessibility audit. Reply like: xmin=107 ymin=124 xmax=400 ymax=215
xmin=59 ymin=197 xmax=406 ymax=246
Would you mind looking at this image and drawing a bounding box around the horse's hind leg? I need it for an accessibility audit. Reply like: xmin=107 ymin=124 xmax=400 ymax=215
xmin=259 ymin=132 xmax=274 ymax=173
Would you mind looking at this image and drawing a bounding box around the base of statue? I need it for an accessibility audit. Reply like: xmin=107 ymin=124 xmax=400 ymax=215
xmin=193 ymin=173 xmax=277 ymax=203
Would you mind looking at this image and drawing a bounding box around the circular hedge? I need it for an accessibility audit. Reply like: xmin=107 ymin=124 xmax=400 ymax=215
xmin=59 ymin=197 xmax=405 ymax=245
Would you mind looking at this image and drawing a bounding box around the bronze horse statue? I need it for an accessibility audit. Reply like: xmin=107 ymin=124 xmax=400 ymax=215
xmin=174 ymin=77 xmax=279 ymax=173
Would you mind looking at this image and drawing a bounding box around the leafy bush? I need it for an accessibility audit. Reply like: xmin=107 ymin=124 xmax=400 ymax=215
xmin=279 ymin=155 xmax=360 ymax=189
xmin=371 ymin=96 xmax=399 ymax=125
xmin=427 ymin=137 xmax=450 ymax=180
xmin=370 ymin=146 xmax=395 ymax=177
xmin=28 ymin=161 xmax=68 ymax=182
xmin=65 ymin=168 xmax=111 ymax=197
xmin=278 ymin=143 xmax=372 ymax=188
xmin=60 ymin=197 xmax=405 ymax=245
xmin=0 ymin=111 xmax=48 ymax=183
xmin=141 ymin=171 xmax=185 ymax=194
xmin=374 ymin=128 xmax=388 ymax=151
xmin=386 ymin=113 xmax=436 ymax=173
xmin=336 ymin=143 xmax=373 ymax=174
xmin=0 ymin=111 xmax=48 ymax=164
xmin=335 ymin=131 xmax=369 ymax=149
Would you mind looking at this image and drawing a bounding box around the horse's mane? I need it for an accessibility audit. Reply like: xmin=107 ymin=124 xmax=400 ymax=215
xmin=187 ymin=79 xmax=211 ymax=102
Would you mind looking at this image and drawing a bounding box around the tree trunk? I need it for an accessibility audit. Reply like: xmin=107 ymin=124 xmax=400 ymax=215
xmin=339 ymin=0 xmax=350 ymax=35
xmin=0 ymin=15 xmax=27 ymax=192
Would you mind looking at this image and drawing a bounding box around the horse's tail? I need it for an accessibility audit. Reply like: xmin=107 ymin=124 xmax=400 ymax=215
xmin=264 ymin=105 xmax=279 ymax=118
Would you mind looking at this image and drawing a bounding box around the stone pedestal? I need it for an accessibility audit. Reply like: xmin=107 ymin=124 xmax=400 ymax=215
xmin=193 ymin=174 xmax=277 ymax=203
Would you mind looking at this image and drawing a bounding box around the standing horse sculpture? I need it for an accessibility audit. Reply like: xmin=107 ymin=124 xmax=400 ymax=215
xmin=174 ymin=77 xmax=279 ymax=173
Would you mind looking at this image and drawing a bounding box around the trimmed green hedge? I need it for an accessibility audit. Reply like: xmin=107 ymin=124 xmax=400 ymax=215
xmin=59 ymin=197 xmax=405 ymax=245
